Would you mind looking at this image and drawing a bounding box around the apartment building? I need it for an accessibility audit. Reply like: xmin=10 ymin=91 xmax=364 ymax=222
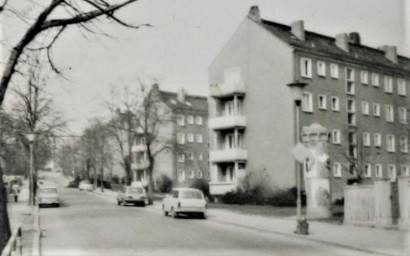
xmin=131 ymin=84 xmax=209 ymax=188
xmin=208 ymin=6 xmax=410 ymax=211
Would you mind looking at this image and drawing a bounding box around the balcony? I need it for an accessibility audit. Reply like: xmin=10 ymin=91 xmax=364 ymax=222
xmin=209 ymin=182 xmax=237 ymax=195
xmin=209 ymin=148 xmax=248 ymax=163
xmin=131 ymin=144 xmax=147 ymax=153
xmin=208 ymin=115 xmax=247 ymax=130
xmin=210 ymin=82 xmax=246 ymax=98
xmin=131 ymin=161 xmax=150 ymax=170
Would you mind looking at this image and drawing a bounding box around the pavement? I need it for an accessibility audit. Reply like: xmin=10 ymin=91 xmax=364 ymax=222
xmin=91 ymin=187 xmax=410 ymax=256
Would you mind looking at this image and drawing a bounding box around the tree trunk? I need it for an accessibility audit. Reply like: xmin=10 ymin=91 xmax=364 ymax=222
xmin=147 ymin=167 xmax=154 ymax=205
xmin=100 ymin=165 xmax=104 ymax=192
xmin=0 ymin=165 xmax=11 ymax=251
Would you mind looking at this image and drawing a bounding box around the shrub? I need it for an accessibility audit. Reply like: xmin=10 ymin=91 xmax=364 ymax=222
xmin=67 ymin=176 xmax=80 ymax=188
xmin=111 ymin=175 xmax=120 ymax=184
xmin=190 ymin=178 xmax=210 ymax=196
xmin=156 ymin=174 xmax=172 ymax=193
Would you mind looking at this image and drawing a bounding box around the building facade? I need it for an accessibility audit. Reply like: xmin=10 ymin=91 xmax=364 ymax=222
xmin=208 ymin=5 xmax=410 ymax=210
xmin=131 ymin=85 xmax=209 ymax=189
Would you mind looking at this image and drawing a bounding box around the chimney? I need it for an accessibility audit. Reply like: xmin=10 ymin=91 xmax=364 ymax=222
xmin=348 ymin=32 xmax=361 ymax=45
xmin=335 ymin=33 xmax=349 ymax=52
xmin=177 ymin=88 xmax=186 ymax=103
xmin=379 ymin=45 xmax=398 ymax=63
xmin=291 ymin=20 xmax=305 ymax=41
xmin=248 ymin=6 xmax=261 ymax=22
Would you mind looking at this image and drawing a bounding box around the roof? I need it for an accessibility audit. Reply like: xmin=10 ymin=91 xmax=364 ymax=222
xmin=157 ymin=90 xmax=208 ymax=113
xmin=259 ymin=19 xmax=410 ymax=74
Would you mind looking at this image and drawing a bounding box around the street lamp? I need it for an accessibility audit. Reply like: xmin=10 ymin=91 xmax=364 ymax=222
xmin=27 ymin=132 xmax=36 ymax=206
xmin=287 ymin=82 xmax=308 ymax=235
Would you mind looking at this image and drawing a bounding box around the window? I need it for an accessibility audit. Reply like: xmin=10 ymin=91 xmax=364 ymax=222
xmin=375 ymin=164 xmax=383 ymax=178
xmin=386 ymin=134 xmax=395 ymax=152
xmin=345 ymin=68 xmax=355 ymax=95
xmin=318 ymin=94 xmax=327 ymax=109
xmin=332 ymin=130 xmax=341 ymax=144
xmin=374 ymin=133 xmax=382 ymax=147
xmin=364 ymin=164 xmax=372 ymax=178
xmin=188 ymin=170 xmax=194 ymax=179
xmin=177 ymin=115 xmax=185 ymax=126
xmin=372 ymin=73 xmax=379 ymax=86
xmin=384 ymin=76 xmax=393 ymax=93
xmin=187 ymin=115 xmax=194 ymax=124
xmin=361 ymin=101 xmax=369 ymax=115
xmin=196 ymin=116 xmax=203 ymax=125
xmin=198 ymin=153 xmax=203 ymax=160
xmin=401 ymin=165 xmax=410 ymax=176
xmin=360 ymin=71 xmax=368 ymax=84
xmin=187 ymin=133 xmax=194 ymax=142
xmin=400 ymin=136 xmax=408 ymax=153
xmin=385 ymin=105 xmax=394 ymax=122
xmin=398 ymin=78 xmax=406 ymax=96
xmin=197 ymin=170 xmax=203 ymax=178
xmin=178 ymin=153 xmax=185 ymax=162
xmin=196 ymin=134 xmax=203 ymax=143
xmin=373 ymin=103 xmax=380 ymax=117
xmin=348 ymin=113 xmax=356 ymax=126
xmin=363 ymin=132 xmax=371 ymax=147
xmin=317 ymin=61 xmax=326 ymax=77
xmin=300 ymin=58 xmax=312 ymax=78
xmin=399 ymin=107 xmax=407 ymax=124
xmin=302 ymin=92 xmax=313 ymax=112
xmin=347 ymin=99 xmax=355 ymax=113
xmin=188 ymin=153 xmax=194 ymax=160
xmin=330 ymin=63 xmax=339 ymax=78
xmin=177 ymin=133 xmax=185 ymax=144
xmin=331 ymin=96 xmax=339 ymax=111
xmin=388 ymin=165 xmax=397 ymax=182
xmin=333 ymin=162 xmax=342 ymax=177
xmin=178 ymin=170 xmax=185 ymax=182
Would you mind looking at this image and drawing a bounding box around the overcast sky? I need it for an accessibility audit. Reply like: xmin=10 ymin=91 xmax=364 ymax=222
xmin=2 ymin=0 xmax=407 ymax=134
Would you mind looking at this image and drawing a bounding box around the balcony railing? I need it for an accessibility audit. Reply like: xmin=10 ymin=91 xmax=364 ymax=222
xmin=131 ymin=161 xmax=150 ymax=170
xmin=210 ymin=82 xmax=246 ymax=98
xmin=208 ymin=115 xmax=246 ymax=130
xmin=209 ymin=148 xmax=248 ymax=163
xmin=131 ymin=144 xmax=147 ymax=153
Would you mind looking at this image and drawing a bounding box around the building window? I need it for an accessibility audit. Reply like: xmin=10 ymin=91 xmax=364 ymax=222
xmin=361 ymin=101 xmax=369 ymax=115
xmin=196 ymin=134 xmax=203 ymax=143
xmin=177 ymin=114 xmax=185 ymax=126
xmin=330 ymin=63 xmax=339 ymax=78
xmin=388 ymin=165 xmax=396 ymax=182
xmin=178 ymin=170 xmax=185 ymax=182
xmin=384 ymin=76 xmax=393 ymax=93
xmin=401 ymin=165 xmax=410 ymax=176
xmin=177 ymin=133 xmax=185 ymax=144
xmin=364 ymin=164 xmax=372 ymax=178
xmin=347 ymin=99 xmax=355 ymax=113
xmin=333 ymin=162 xmax=342 ymax=177
xmin=331 ymin=96 xmax=339 ymax=111
xmin=363 ymin=132 xmax=371 ymax=147
xmin=348 ymin=113 xmax=356 ymax=126
xmin=198 ymin=152 xmax=203 ymax=160
xmin=372 ymin=73 xmax=379 ymax=86
xmin=178 ymin=153 xmax=185 ymax=162
xmin=196 ymin=116 xmax=203 ymax=125
xmin=373 ymin=103 xmax=380 ymax=117
xmin=188 ymin=152 xmax=194 ymax=160
xmin=187 ymin=115 xmax=194 ymax=124
xmin=317 ymin=61 xmax=326 ymax=77
xmin=375 ymin=164 xmax=383 ymax=178
xmin=399 ymin=107 xmax=407 ymax=124
xmin=400 ymin=136 xmax=408 ymax=153
xmin=398 ymin=78 xmax=406 ymax=96
xmin=360 ymin=71 xmax=368 ymax=84
xmin=197 ymin=170 xmax=203 ymax=178
xmin=300 ymin=58 xmax=312 ymax=78
xmin=302 ymin=92 xmax=313 ymax=112
xmin=188 ymin=170 xmax=195 ymax=179
xmin=187 ymin=133 xmax=194 ymax=142
xmin=374 ymin=133 xmax=382 ymax=147
xmin=385 ymin=105 xmax=394 ymax=122
xmin=345 ymin=68 xmax=355 ymax=95
xmin=332 ymin=130 xmax=341 ymax=144
xmin=386 ymin=134 xmax=395 ymax=152
xmin=318 ymin=94 xmax=327 ymax=109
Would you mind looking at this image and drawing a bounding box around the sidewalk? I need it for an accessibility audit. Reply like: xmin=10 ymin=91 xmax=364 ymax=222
xmin=92 ymin=188 xmax=409 ymax=256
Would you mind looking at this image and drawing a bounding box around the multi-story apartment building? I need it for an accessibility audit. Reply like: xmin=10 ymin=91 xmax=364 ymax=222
xmin=208 ymin=6 xmax=409 ymax=214
xmin=131 ymin=84 xmax=209 ymax=188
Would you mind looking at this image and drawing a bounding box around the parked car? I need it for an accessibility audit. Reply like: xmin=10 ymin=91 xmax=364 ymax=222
xmin=162 ymin=188 xmax=207 ymax=219
xmin=117 ymin=186 xmax=147 ymax=206
xmin=36 ymin=185 xmax=60 ymax=207
xmin=78 ymin=181 xmax=93 ymax=191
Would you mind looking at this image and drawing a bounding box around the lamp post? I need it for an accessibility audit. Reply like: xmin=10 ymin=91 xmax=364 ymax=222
xmin=27 ymin=133 xmax=36 ymax=206
xmin=287 ymin=82 xmax=308 ymax=235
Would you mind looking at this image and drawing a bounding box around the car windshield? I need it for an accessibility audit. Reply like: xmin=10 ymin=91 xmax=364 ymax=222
xmin=128 ymin=187 xmax=144 ymax=194
xmin=181 ymin=190 xmax=203 ymax=199
xmin=39 ymin=188 xmax=57 ymax=194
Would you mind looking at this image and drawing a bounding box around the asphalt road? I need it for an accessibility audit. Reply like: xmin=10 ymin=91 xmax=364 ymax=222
xmin=39 ymin=173 xmax=376 ymax=256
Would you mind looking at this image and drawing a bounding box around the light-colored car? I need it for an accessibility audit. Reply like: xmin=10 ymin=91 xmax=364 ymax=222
xmin=36 ymin=186 xmax=60 ymax=207
xmin=117 ymin=186 xmax=147 ymax=206
xmin=78 ymin=181 xmax=93 ymax=191
xmin=162 ymin=188 xmax=207 ymax=219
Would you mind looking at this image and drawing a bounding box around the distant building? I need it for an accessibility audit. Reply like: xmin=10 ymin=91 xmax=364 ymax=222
xmin=131 ymin=85 xmax=209 ymax=188
xmin=208 ymin=5 xmax=409 ymax=215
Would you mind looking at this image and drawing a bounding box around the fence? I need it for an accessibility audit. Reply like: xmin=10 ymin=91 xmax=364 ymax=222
xmin=1 ymin=225 xmax=22 ymax=256
xmin=398 ymin=176 xmax=410 ymax=231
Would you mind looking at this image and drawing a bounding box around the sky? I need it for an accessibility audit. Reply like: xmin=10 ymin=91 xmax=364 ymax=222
xmin=1 ymin=0 xmax=407 ymax=134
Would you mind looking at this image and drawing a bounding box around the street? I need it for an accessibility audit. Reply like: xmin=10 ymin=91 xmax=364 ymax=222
xmin=39 ymin=174 xmax=376 ymax=256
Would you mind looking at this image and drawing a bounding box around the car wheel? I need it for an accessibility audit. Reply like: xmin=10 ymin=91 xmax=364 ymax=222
xmin=200 ymin=212 xmax=207 ymax=219
xmin=117 ymin=200 xmax=121 ymax=206
xmin=171 ymin=208 xmax=177 ymax=218
xmin=122 ymin=199 xmax=126 ymax=206
xmin=55 ymin=203 xmax=60 ymax=208
xmin=141 ymin=202 xmax=146 ymax=207
xmin=164 ymin=210 xmax=168 ymax=216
